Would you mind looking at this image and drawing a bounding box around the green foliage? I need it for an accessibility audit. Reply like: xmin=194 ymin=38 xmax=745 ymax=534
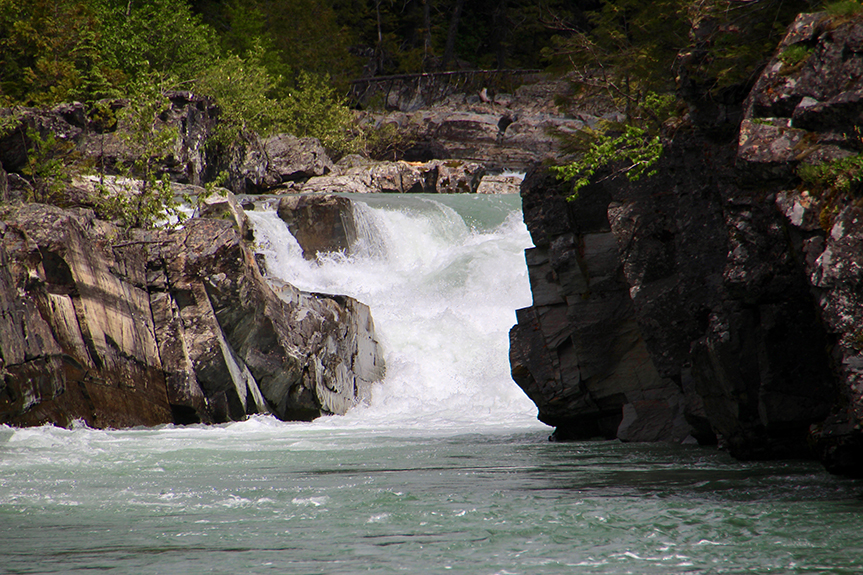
xmin=825 ymin=1 xmax=863 ymax=15
xmin=543 ymin=0 xmax=687 ymax=113
xmin=281 ymin=71 xmax=356 ymax=155
xmin=91 ymin=0 xmax=218 ymax=85
xmin=0 ymin=0 xmax=116 ymax=105
xmin=94 ymin=79 xmax=185 ymax=229
xmin=195 ymin=46 xmax=283 ymax=145
xmin=797 ymin=152 xmax=863 ymax=230
xmin=778 ymin=44 xmax=814 ymax=70
xmin=21 ymin=127 xmax=78 ymax=204
xmin=197 ymin=0 xmax=359 ymax=86
xmin=551 ymin=84 xmax=673 ymax=199
xmin=550 ymin=123 xmax=663 ymax=200
xmin=682 ymin=0 xmax=818 ymax=92
xmin=195 ymin=50 xmax=356 ymax=155
xmin=0 ymin=109 xmax=22 ymax=138
xmin=798 ymin=153 xmax=863 ymax=195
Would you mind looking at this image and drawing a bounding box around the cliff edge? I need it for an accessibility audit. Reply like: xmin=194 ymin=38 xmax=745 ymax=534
xmin=510 ymin=11 xmax=863 ymax=476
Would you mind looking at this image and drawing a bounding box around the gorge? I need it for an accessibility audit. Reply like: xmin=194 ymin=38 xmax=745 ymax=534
xmin=2 ymin=6 xmax=863 ymax=573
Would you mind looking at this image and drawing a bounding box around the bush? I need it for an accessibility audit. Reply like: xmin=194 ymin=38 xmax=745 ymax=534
xmin=551 ymin=123 xmax=663 ymax=200
xmin=280 ymin=71 xmax=356 ymax=155
xmin=94 ymin=78 xmax=186 ymax=230
xmin=195 ymin=46 xmax=283 ymax=146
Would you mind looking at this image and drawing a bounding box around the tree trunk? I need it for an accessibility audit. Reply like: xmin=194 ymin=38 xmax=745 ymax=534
xmin=442 ymin=0 xmax=465 ymax=69
xmin=423 ymin=0 xmax=433 ymax=68
xmin=376 ymin=0 xmax=384 ymax=73
xmin=492 ymin=0 xmax=508 ymax=69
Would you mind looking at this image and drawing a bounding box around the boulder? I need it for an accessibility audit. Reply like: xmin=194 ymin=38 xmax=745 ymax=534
xmin=276 ymin=194 xmax=357 ymax=260
xmin=217 ymin=133 xmax=335 ymax=194
xmin=426 ymin=160 xmax=486 ymax=194
xmin=262 ymin=134 xmax=334 ymax=184
xmin=477 ymin=173 xmax=522 ymax=194
xmin=0 ymin=203 xmax=385 ymax=427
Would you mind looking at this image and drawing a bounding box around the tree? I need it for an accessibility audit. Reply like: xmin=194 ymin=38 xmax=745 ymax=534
xmin=0 ymin=0 xmax=115 ymax=105
xmin=95 ymin=76 xmax=185 ymax=229
xmin=91 ymin=0 xmax=219 ymax=85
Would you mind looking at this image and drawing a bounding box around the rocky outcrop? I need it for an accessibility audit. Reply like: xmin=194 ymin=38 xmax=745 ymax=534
xmin=361 ymin=79 xmax=593 ymax=171
xmin=510 ymin=11 xmax=863 ymax=474
xmin=739 ymin=12 xmax=863 ymax=475
xmin=298 ymin=158 xmax=486 ymax=195
xmin=510 ymin=167 xmax=710 ymax=445
xmin=0 ymin=202 xmax=384 ymax=428
xmin=0 ymin=93 xmax=217 ymax=188
xmin=276 ymin=194 xmax=357 ymax=260
xmin=220 ymin=133 xmax=335 ymax=194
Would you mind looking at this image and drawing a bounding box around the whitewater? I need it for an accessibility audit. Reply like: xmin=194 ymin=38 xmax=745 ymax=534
xmin=2 ymin=193 xmax=862 ymax=575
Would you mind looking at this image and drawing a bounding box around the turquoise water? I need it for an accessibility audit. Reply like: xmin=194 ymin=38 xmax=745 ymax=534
xmin=2 ymin=194 xmax=862 ymax=574
xmin=1 ymin=421 xmax=861 ymax=574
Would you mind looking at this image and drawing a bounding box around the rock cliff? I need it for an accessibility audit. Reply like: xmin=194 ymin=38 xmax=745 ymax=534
xmin=0 ymin=201 xmax=384 ymax=427
xmin=510 ymin=11 xmax=863 ymax=476
xmin=361 ymin=79 xmax=589 ymax=171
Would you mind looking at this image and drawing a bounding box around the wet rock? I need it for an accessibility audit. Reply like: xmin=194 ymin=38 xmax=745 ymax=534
xmin=509 ymin=168 xmax=698 ymax=444
xmin=0 ymin=203 xmax=385 ymax=427
xmin=276 ymin=194 xmax=357 ymax=260
xmin=511 ymin=11 xmax=863 ymax=474
xmin=0 ymin=204 xmax=173 ymax=428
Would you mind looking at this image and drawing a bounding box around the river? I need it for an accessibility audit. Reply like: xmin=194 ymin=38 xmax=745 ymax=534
xmin=1 ymin=193 xmax=861 ymax=574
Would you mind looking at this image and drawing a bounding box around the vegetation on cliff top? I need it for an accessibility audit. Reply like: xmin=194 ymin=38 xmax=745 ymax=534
xmin=546 ymin=0 xmax=823 ymax=197
xmin=0 ymin=0 xmax=846 ymax=209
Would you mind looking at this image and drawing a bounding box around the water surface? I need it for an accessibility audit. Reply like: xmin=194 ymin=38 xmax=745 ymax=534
xmin=2 ymin=193 xmax=861 ymax=574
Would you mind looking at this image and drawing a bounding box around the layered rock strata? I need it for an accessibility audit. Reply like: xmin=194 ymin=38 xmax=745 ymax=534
xmin=0 ymin=202 xmax=384 ymax=427
xmin=361 ymin=78 xmax=597 ymax=170
xmin=296 ymin=158 xmax=487 ymax=195
xmin=511 ymin=11 xmax=863 ymax=474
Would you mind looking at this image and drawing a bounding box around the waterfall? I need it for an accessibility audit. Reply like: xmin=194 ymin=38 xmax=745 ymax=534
xmin=246 ymin=193 xmax=545 ymax=432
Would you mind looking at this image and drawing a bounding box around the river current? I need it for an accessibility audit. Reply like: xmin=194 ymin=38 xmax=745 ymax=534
xmin=1 ymin=193 xmax=861 ymax=574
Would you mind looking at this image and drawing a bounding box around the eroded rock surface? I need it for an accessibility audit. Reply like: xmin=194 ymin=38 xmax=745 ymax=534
xmin=276 ymin=194 xmax=357 ymax=260
xmin=511 ymin=11 xmax=863 ymax=474
xmin=0 ymin=202 xmax=384 ymax=427
xmin=361 ymin=78 xmax=593 ymax=170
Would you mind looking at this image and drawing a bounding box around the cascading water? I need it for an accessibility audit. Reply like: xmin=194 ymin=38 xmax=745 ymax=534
xmin=3 ymin=193 xmax=862 ymax=575
xmin=246 ymin=193 xmax=545 ymax=432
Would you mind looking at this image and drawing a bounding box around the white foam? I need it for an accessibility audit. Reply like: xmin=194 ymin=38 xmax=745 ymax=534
xmin=246 ymin=194 xmax=546 ymax=433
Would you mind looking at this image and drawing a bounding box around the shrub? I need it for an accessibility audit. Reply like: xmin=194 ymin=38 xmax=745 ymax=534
xmin=551 ymin=123 xmax=663 ymax=200
xmin=825 ymin=1 xmax=863 ymax=16
xmin=94 ymin=78 xmax=185 ymax=230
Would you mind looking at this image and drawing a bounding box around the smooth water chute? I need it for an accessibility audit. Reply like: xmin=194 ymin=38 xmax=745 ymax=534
xmin=246 ymin=193 xmax=541 ymax=430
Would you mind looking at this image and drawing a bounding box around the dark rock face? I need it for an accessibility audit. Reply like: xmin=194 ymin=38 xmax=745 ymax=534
xmin=0 ymin=203 xmax=384 ymax=428
xmin=277 ymin=194 xmax=357 ymax=260
xmin=511 ymin=11 xmax=863 ymax=473
xmin=743 ymin=13 xmax=863 ymax=475
xmin=0 ymin=93 xmax=217 ymax=188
